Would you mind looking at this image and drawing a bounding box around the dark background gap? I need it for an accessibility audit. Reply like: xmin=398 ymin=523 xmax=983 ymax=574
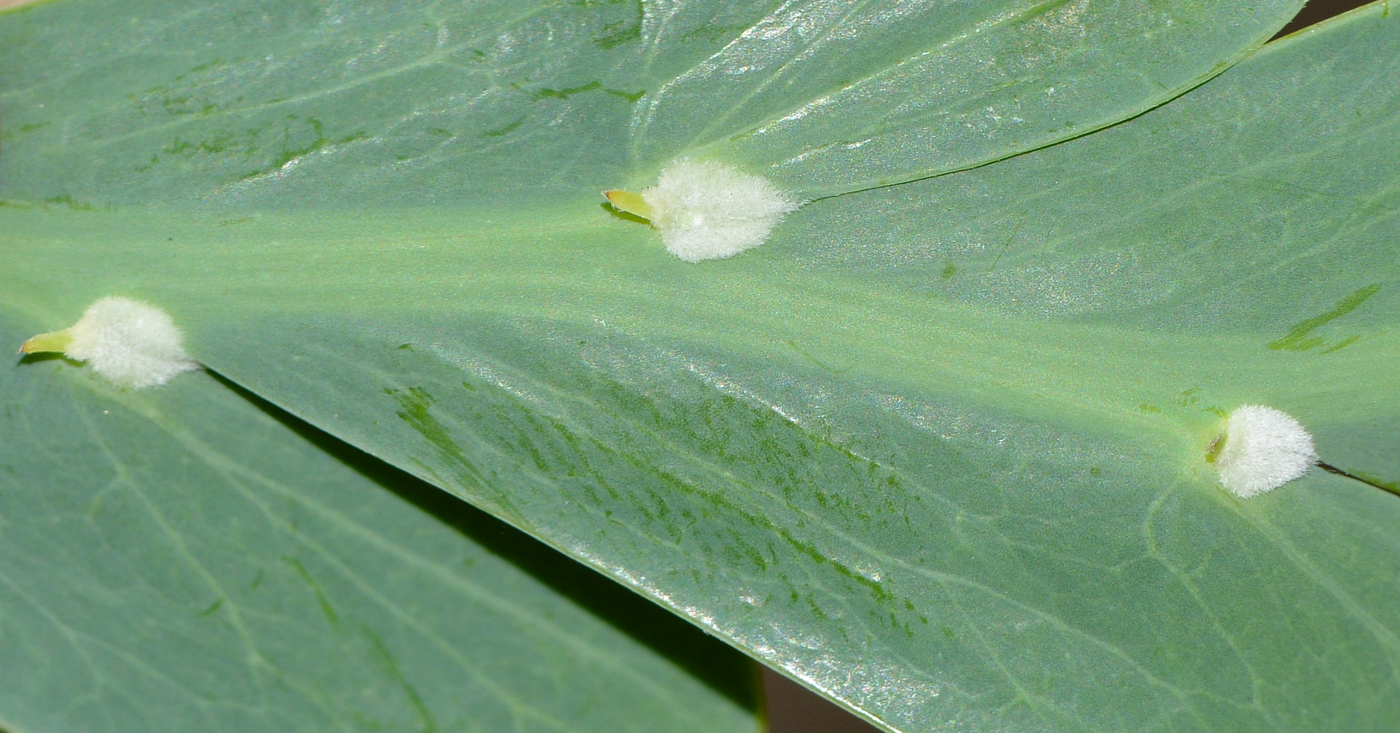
xmin=764 ymin=0 xmax=1374 ymax=730
xmin=1274 ymin=0 xmax=1373 ymax=38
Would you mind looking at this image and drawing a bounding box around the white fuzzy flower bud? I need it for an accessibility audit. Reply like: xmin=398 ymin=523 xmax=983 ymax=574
xmin=606 ymin=160 xmax=801 ymax=262
xmin=21 ymin=297 xmax=198 ymax=389
xmin=1213 ymin=405 xmax=1317 ymax=499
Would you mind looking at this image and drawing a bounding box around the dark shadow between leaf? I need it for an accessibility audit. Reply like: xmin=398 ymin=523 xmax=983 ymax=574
xmin=763 ymin=667 xmax=881 ymax=733
xmin=1272 ymin=0 xmax=1375 ymax=39
xmin=206 ymin=371 xmax=760 ymax=715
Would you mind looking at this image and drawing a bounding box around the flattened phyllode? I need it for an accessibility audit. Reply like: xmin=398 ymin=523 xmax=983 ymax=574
xmin=1211 ymin=405 xmax=1317 ymax=498
xmin=605 ymin=159 xmax=801 ymax=262
xmin=20 ymin=297 xmax=198 ymax=389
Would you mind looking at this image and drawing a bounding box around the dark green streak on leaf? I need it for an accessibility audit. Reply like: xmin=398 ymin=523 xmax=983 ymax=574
xmin=593 ymin=0 xmax=642 ymax=49
xmin=1320 ymin=335 xmax=1362 ymax=354
xmin=282 ymin=556 xmax=339 ymax=626
xmin=1268 ymin=284 xmax=1381 ymax=351
xmin=480 ymin=117 xmax=526 ymax=138
xmin=391 ymin=388 xmax=469 ymax=476
xmin=532 ymin=81 xmax=644 ymax=103
xmin=536 ymin=81 xmax=602 ymax=99
xmin=364 ymin=626 xmax=439 ymax=733
xmin=197 ymin=598 xmax=224 ymax=617
xmin=594 ymin=25 xmax=639 ymax=50
xmin=165 ymin=127 xmax=263 ymax=156
xmin=41 ymin=195 xmax=99 ymax=211
xmin=162 ymin=116 xmax=366 ymax=183
xmin=387 ymin=387 xmax=515 ymax=516
xmin=255 ymin=118 xmax=366 ymax=180
xmin=781 ymin=530 xmax=892 ymax=604
xmin=605 ymin=88 xmax=646 ymax=103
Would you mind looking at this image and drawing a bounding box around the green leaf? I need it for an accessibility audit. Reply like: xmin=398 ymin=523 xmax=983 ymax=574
xmin=3 ymin=1 xmax=1397 ymax=732
xmin=0 ymin=0 xmax=1301 ymax=203
xmin=0 ymin=310 xmax=759 ymax=733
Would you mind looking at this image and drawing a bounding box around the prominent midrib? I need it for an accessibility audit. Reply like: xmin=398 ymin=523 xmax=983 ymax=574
xmin=3 ymin=206 xmax=1392 ymax=450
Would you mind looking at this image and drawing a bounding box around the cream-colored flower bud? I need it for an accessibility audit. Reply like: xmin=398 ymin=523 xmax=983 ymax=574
xmin=21 ymin=297 xmax=198 ymax=389
xmin=1212 ymin=405 xmax=1317 ymax=498
xmin=605 ymin=159 xmax=801 ymax=262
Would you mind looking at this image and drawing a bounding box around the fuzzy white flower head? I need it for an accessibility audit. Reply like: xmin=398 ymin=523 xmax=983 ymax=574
xmin=22 ymin=297 xmax=198 ymax=389
xmin=608 ymin=160 xmax=801 ymax=262
xmin=1212 ymin=405 xmax=1317 ymax=499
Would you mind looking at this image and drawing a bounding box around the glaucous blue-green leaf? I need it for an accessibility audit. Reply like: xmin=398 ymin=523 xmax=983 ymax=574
xmin=0 ymin=0 xmax=1301 ymax=205
xmin=0 ymin=308 xmax=758 ymax=733
xmin=3 ymin=1 xmax=1397 ymax=733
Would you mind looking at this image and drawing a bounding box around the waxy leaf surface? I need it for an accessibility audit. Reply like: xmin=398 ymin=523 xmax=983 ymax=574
xmin=0 ymin=310 xmax=758 ymax=733
xmin=4 ymin=1 xmax=1397 ymax=731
